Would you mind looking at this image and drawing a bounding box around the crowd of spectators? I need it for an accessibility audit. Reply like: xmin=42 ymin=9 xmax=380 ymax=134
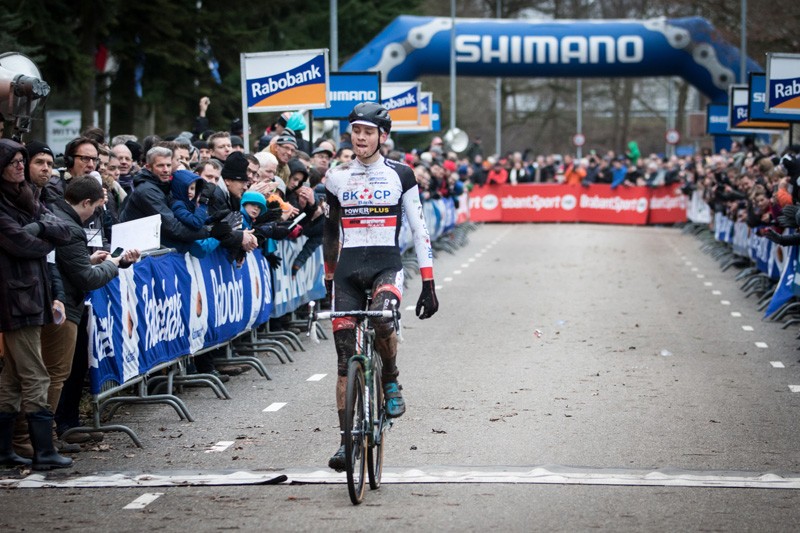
xmin=4 ymin=88 xmax=798 ymax=470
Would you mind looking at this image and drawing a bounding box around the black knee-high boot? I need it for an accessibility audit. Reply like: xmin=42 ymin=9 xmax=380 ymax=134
xmin=27 ymin=410 xmax=72 ymax=470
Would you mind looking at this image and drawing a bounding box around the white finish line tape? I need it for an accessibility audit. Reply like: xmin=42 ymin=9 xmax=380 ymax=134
xmin=124 ymin=492 xmax=163 ymax=509
xmin=5 ymin=466 xmax=800 ymax=490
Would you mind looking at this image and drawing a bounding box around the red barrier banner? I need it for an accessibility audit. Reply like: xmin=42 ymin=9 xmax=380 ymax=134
xmin=647 ymin=184 xmax=689 ymax=225
xmin=467 ymin=184 xmax=687 ymax=225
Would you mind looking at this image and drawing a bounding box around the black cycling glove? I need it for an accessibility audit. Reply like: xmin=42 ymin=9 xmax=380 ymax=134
xmin=416 ymin=279 xmax=439 ymax=319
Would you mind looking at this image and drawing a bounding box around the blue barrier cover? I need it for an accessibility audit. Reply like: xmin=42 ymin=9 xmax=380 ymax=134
xmin=88 ymin=248 xmax=275 ymax=394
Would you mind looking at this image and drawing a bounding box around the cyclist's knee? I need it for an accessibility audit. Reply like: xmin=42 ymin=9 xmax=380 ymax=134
xmin=370 ymin=289 xmax=399 ymax=338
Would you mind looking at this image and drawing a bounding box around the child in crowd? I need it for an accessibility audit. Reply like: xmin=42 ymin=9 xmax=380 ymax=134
xmin=240 ymin=190 xmax=268 ymax=231
xmin=169 ymin=169 xmax=223 ymax=258
xmin=170 ymin=169 xmax=210 ymax=230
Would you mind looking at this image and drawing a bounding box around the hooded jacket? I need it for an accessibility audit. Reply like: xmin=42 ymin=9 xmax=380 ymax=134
xmin=119 ymin=167 xmax=209 ymax=247
xmin=0 ymin=139 xmax=71 ymax=332
xmin=170 ymin=169 xmax=209 ymax=230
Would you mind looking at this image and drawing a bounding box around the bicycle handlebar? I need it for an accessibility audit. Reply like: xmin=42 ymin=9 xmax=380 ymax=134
xmin=306 ymin=300 xmax=400 ymax=344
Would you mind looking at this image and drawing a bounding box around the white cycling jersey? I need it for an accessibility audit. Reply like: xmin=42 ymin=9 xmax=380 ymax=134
xmin=325 ymin=155 xmax=434 ymax=279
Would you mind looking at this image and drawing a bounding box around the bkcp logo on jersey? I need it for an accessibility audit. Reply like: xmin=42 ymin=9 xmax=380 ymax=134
xmin=766 ymin=53 xmax=800 ymax=116
xmin=242 ymin=49 xmax=330 ymax=112
xmin=381 ymin=81 xmax=421 ymax=124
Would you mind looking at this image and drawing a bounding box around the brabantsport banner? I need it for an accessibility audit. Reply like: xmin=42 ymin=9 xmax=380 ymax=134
xmin=466 ymin=183 xmax=686 ymax=225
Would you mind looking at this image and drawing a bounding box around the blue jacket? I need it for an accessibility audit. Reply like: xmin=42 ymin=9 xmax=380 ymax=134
xmin=170 ymin=170 xmax=209 ymax=230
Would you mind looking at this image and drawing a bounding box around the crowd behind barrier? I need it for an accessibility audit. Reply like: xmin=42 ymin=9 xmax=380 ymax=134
xmin=5 ymin=88 xmax=799 ymax=461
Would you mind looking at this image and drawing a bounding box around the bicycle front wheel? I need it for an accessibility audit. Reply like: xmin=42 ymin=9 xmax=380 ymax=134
xmin=344 ymin=360 xmax=367 ymax=505
xmin=368 ymin=364 xmax=384 ymax=490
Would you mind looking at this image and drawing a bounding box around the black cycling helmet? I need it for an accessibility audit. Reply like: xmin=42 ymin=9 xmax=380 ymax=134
xmin=348 ymin=102 xmax=392 ymax=134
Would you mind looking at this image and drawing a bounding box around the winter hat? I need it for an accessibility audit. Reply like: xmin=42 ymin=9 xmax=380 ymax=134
xmin=221 ymin=151 xmax=249 ymax=181
xmin=240 ymin=190 xmax=267 ymax=214
xmin=276 ymin=133 xmax=298 ymax=149
xmin=230 ymin=135 xmax=244 ymax=148
xmin=25 ymin=141 xmax=54 ymax=161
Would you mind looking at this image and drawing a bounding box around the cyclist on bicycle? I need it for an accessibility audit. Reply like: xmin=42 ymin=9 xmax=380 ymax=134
xmin=323 ymin=102 xmax=439 ymax=471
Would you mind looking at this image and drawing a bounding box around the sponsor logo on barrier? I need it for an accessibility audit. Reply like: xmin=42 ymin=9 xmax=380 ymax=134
xmin=142 ymin=276 xmax=185 ymax=351
xmin=210 ymin=265 xmax=245 ymax=327
xmin=91 ymin=301 xmax=115 ymax=366
xmin=456 ymin=35 xmax=644 ymax=65
xmin=650 ymin=195 xmax=687 ymax=210
xmin=481 ymin=194 xmax=499 ymax=210
xmin=579 ymin=194 xmax=648 ymax=213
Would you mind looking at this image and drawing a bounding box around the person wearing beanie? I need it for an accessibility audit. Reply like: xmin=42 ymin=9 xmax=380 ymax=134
xmin=0 ymin=139 xmax=74 ymax=470
xmin=269 ymin=133 xmax=297 ymax=183
xmin=24 ymin=141 xmax=56 ymax=193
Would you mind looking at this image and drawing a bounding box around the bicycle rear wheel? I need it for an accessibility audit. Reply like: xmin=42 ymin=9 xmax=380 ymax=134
xmin=367 ymin=362 xmax=385 ymax=490
xmin=344 ymin=360 xmax=367 ymax=505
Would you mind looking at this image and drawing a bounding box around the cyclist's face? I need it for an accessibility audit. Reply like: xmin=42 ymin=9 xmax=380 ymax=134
xmin=351 ymin=124 xmax=384 ymax=159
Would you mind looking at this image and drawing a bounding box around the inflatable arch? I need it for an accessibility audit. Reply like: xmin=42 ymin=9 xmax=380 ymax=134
xmin=341 ymin=16 xmax=761 ymax=102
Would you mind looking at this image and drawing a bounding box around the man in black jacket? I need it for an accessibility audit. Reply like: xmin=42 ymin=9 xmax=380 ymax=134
xmin=119 ymin=146 xmax=217 ymax=248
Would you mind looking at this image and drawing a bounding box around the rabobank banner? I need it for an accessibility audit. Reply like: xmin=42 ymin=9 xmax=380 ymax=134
xmin=381 ymin=82 xmax=421 ymax=125
xmin=313 ymin=72 xmax=381 ymax=119
xmin=766 ymin=53 xmax=800 ymax=115
xmin=242 ymin=49 xmax=329 ymax=112
xmin=87 ymin=248 xmax=275 ymax=394
xmin=728 ymin=85 xmax=789 ymax=131
xmin=749 ymin=74 xmax=798 ymax=122
xmin=393 ymin=91 xmax=433 ymax=132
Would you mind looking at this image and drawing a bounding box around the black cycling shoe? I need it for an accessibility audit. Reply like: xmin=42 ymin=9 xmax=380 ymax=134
xmin=328 ymin=444 xmax=346 ymax=472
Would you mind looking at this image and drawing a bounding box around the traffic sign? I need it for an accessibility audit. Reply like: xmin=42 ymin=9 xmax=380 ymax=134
xmin=572 ymin=133 xmax=586 ymax=147
xmin=665 ymin=129 xmax=681 ymax=145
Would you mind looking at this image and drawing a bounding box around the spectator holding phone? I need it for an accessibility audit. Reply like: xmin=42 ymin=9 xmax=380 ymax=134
xmin=43 ymin=176 xmax=140 ymax=446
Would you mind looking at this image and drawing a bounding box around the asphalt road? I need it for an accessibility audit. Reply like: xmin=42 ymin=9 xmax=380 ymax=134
xmin=3 ymin=223 xmax=800 ymax=532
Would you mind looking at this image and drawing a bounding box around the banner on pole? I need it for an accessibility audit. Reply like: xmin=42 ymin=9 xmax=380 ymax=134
xmin=313 ymin=72 xmax=381 ymax=119
xmin=241 ymin=49 xmax=329 ymax=112
xmin=766 ymin=53 xmax=800 ymax=115
xmin=381 ymin=82 xmax=421 ymax=125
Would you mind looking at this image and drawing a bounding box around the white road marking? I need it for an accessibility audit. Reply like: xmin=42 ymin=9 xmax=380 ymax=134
xmin=770 ymin=362 xmax=785 ymax=368
xmin=691 ymin=267 xmax=698 ymax=272
xmin=307 ymin=374 xmax=327 ymax=382
xmin=468 ymin=258 xmax=476 ymax=262
xmin=10 ymin=466 xmax=800 ymax=490
xmin=475 ymin=253 xmax=483 ymax=257
xmin=205 ymin=441 xmax=235 ymax=453
xmin=444 ymin=277 xmax=453 ymax=282
xmin=755 ymin=342 xmax=768 ymax=349
xmin=742 ymin=326 xmax=754 ymax=331
xmin=124 ymin=493 xmax=163 ymax=509
xmin=461 ymin=263 xmax=470 ymax=268
xmin=697 ymin=274 xmax=705 ymax=279
xmin=453 ymin=270 xmax=462 ymax=275
xmin=731 ymin=312 xmax=742 ymax=317
xmin=704 ymin=282 xmax=713 ymax=286
xmin=435 ymin=285 xmax=443 ymax=290
xmin=405 ymin=305 xmax=415 ymax=311
xmin=263 ymin=402 xmax=287 ymax=412
xmin=790 ymin=385 xmax=800 ymax=393
xmin=712 ymin=290 xmax=722 ymax=295
xmin=720 ymin=300 xmax=731 ymax=306
xmin=685 ymin=261 xmax=693 ymax=266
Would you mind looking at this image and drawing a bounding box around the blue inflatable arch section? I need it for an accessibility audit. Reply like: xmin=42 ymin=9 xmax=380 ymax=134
xmin=342 ymin=16 xmax=761 ymax=102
